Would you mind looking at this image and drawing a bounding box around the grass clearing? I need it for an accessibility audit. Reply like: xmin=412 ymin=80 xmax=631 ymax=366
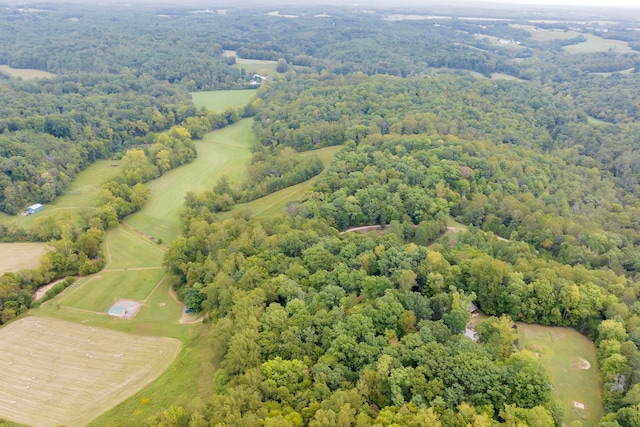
xmin=0 ymin=243 xmax=46 ymax=274
xmin=0 ymin=316 xmax=180 ymax=427
xmin=191 ymin=89 xmax=256 ymax=112
xmin=517 ymin=323 xmax=603 ymax=427
xmin=126 ymin=119 xmax=255 ymax=244
xmin=512 ymin=24 xmax=582 ymax=42
xmin=59 ymin=269 xmax=165 ymax=312
xmin=564 ymin=34 xmax=632 ymax=54
xmin=105 ymin=226 xmax=165 ymax=270
xmin=0 ymin=65 xmax=55 ymax=79
xmin=221 ymin=145 xmax=342 ymax=218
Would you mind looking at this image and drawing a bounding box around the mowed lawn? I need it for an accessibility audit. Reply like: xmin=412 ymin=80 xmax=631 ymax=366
xmin=517 ymin=323 xmax=604 ymax=427
xmin=222 ymin=145 xmax=343 ymax=218
xmin=59 ymin=269 xmax=165 ymax=312
xmin=125 ymin=119 xmax=254 ymax=244
xmin=0 ymin=316 xmax=180 ymax=427
xmin=105 ymin=226 xmax=164 ymax=270
xmin=191 ymin=89 xmax=256 ymax=112
xmin=0 ymin=242 xmax=46 ymax=274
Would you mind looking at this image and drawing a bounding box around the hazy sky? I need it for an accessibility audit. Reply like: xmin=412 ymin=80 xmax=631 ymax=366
xmin=479 ymin=0 xmax=639 ymax=9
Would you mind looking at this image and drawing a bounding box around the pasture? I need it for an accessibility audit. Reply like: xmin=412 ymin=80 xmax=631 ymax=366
xmin=517 ymin=323 xmax=603 ymax=427
xmin=0 ymin=316 xmax=180 ymax=427
xmin=0 ymin=243 xmax=46 ymax=274
xmin=191 ymin=89 xmax=256 ymax=112
xmin=511 ymin=24 xmax=582 ymax=42
xmin=564 ymin=34 xmax=632 ymax=54
xmin=0 ymin=65 xmax=55 ymax=79
xmin=221 ymin=145 xmax=342 ymax=218
xmin=125 ymin=119 xmax=255 ymax=244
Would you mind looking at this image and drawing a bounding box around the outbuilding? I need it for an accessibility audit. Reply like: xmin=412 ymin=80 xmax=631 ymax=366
xmin=26 ymin=203 xmax=43 ymax=215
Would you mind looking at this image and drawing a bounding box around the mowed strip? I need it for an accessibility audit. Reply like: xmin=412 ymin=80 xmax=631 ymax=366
xmin=0 ymin=242 xmax=47 ymax=274
xmin=0 ymin=316 xmax=181 ymax=427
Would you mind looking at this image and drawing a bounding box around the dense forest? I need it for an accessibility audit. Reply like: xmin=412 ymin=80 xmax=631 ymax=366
xmin=2 ymin=2 xmax=640 ymax=427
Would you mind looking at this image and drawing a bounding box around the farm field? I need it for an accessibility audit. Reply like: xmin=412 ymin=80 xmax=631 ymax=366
xmin=0 ymin=65 xmax=56 ymax=79
xmin=0 ymin=243 xmax=46 ymax=274
xmin=0 ymin=316 xmax=181 ymax=427
xmin=511 ymin=24 xmax=582 ymax=41
xmin=564 ymin=34 xmax=632 ymax=53
xmin=125 ymin=119 xmax=255 ymax=244
xmin=191 ymin=89 xmax=256 ymax=112
xmin=517 ymin=323 xmax=603 ymax=427
xmin=220 ymin=145 xmax=343 ymax=218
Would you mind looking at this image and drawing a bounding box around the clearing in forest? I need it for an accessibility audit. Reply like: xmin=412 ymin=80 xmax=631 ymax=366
xmin=0 ymin=242 xmax=46 ymax=274
xmin=517 ymin=323 xmax=604 ymax=427
xmin=0 ymin=316 xmax=180 ymax=427
xmin=191 ymin=89 xmax=256 ymax=112
xmin=125 ymin=118 xmax=255 ymax=244
xmin=0 ymin=65 xmax=56 ymax=79
xmin=563 ymin=34 xmax=632 ymax=54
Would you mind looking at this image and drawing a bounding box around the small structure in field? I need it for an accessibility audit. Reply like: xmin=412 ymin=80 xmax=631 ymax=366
xmin=107 ymin=300 xmax=142 ymax=319
xmin=25 ymin=203 xmax=43 ymax=215
xmin=107 ymin=305 xmax=128 ymax=318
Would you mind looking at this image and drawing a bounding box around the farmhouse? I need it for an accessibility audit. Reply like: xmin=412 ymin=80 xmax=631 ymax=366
xmin=25 ymin=203 xmax=43 ymax=215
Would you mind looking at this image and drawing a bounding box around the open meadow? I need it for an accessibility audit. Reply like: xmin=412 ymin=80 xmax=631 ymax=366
xmin=563 ymin=34 xmax=632 ymax=54
xmin=0 ymin=243 xmax=46 ymax=274
xmin=125 ymin=119 xmax=255 ymax=244
xmin=0 ymin=316 xmax=180 ymax=427
xmin=0 ymin=65 xmax=56 ymax=80
xmin=517 ymin=323 xmax=604 ymax=427
xmin=191 ymin=89 xmax=256 ymax=112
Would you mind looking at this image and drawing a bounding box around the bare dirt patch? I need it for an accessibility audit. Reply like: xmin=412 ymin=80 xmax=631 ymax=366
xmin=571 ymin=357 xmax=592 ymax=370
xmin=0 ymin=316 xmax=181 ymax=427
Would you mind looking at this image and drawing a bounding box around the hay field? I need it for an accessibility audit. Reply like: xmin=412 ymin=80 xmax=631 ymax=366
xmin=126 ymin=119 xmax=254 ymax=244
xmin=0 ymin=243 xmax=46 ymax=274
xmin=0 ymin=65 xmax=55 ymax=79
xmin=191 ymin=89 xmax=256 ymax=112
xmin=0 ymin=316 xmax=181 ymax=427
xmin=518 ymin=323 xmax=603 ymax=427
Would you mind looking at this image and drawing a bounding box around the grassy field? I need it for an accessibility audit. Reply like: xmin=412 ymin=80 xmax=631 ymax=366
xmin=511 ymin=24 xmax=582 ymax=42
xmin=0 ymin=65 xmax=56 ymax=79
xmin=564 ymin=34 xmax=632 ymax=54
xmin=220 ymin=145 xmax=342 ymax=218
xmin=517 ymin=323 xmax=604 ymax=427
xmin=0 ymin=316 xmax=180 ymax=427
xmin=125 ymin=119 xmax=255 ymax=244
xmin=0 ymin=243 xmax=46 ymax=274
xmin=0 ymin=160 xmax=122 ymax=229
xmin=105 ymin=226 xmax=165 ymax=270
xmin=191 ymin=89 xmax=256 ymax=112
xmin=59 ymin=269 xmax=165 ymax=312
